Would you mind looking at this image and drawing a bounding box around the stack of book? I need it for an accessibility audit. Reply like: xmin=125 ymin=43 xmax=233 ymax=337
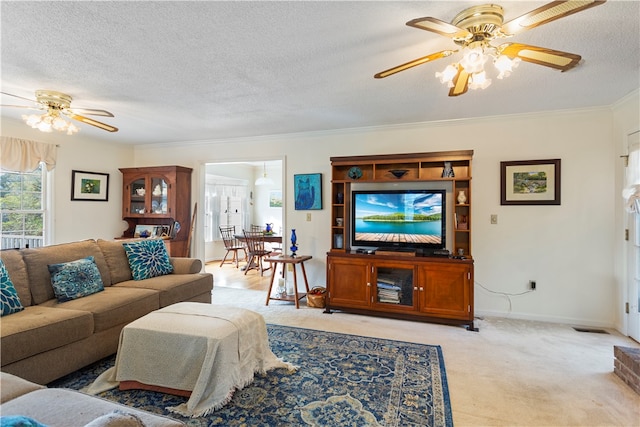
xmin=377 ymin=275 xmax=402 ymax=304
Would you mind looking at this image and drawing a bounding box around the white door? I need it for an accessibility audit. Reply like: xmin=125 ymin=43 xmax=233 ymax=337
xmin=625 ymin=131 xmax=640 ymax=342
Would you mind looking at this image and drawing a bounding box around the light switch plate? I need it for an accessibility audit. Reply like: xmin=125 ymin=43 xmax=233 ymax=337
xmin=490 ymin=214 xmax=498 ymax=224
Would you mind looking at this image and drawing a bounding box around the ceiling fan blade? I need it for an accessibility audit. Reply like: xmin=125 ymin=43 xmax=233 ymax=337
xmin=0 ymin=104 xmax=42 ymax=110
xmin=0 ymin=91 xmax=37 ymax=103
xmin=499 ymin=43 xmax=581 ymax=71
xmin=500 ymin=0 xmax=606 ymax=36
xmin=448 ymin=67 xmax=469 ymax=97
xmin=407 ymin=17 xmax=472 ymax=41
xmin=67 ymin=107 xmax=114 ymax=117
xmin=67 ymin=113 xmax=118 ymax=132
xmin=374 ymin=50 xmax=456 ymax=79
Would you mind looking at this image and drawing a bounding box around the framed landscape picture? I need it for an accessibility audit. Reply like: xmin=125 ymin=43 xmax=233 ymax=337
xmin=294 ymin=173 xmax=322 ymax=210
xmin=71 ymin=170 xmax=109 ymax=201
xmin=269 ymin=190 xmax=283 ymax=208
xmin=500 ymin=159 xmax=561 ymax=205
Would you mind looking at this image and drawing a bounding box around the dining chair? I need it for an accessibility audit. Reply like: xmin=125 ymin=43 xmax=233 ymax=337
xmin=242 ymin=230 xmax=273 ymax=276
xmin=219 ymin=226 xmax=247 ymax=268
xmin=251 ymin=224 xmax=281 ymax=253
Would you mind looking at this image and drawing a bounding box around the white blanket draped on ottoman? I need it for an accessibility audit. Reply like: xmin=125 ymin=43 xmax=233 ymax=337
xmin=87 ymin=303 xmax=296 ymax=417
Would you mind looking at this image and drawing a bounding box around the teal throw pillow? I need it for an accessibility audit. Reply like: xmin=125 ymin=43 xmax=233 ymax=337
xmin=123 ymin=239 xmax=174 ymax=281
xmin=0 ymin=258 xmax=24 ymax=316
xmin=0 ymin=415 xmax=48 ymax=427
xmin=48 ymin=256 xmax=104 ymax=302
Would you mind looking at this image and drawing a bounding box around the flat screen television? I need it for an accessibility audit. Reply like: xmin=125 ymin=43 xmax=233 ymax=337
xmin=351 ymin=189 xmax=446 ymax=252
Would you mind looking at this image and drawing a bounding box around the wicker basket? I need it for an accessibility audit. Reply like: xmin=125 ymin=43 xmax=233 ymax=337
xmin=307 ymin=287 xmax=326 ymax=308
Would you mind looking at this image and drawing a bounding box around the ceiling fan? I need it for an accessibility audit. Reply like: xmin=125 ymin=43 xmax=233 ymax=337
xmin=374 ymin=1 xmax=606 ymax=96
xmin=1 ymin=90 xmax=118 ymax=133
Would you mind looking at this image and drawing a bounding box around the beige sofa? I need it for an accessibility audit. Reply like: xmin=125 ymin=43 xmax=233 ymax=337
xmin=0 ymin=239 xmax=213 ymax=385
xmin=1 ymin=371 xmax=186 ymax=426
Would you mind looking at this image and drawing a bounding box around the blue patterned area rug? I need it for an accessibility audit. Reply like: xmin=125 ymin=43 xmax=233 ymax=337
xmin=50 ymin=325 xmax=452 ymax=427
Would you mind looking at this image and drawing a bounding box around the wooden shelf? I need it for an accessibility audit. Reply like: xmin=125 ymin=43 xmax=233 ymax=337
xmin=327 ymin=150 xmax=475 ymax=329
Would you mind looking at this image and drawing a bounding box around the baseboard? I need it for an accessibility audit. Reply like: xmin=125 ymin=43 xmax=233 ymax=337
xmin=475 ymin=309 xmax=618 ymax=331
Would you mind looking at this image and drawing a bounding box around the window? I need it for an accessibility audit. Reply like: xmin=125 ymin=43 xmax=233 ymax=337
xmin=0 ymin=164 xmax=47 ymax=249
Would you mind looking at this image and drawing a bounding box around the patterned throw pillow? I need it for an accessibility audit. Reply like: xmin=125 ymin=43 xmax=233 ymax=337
xmin=48 ymin=256 xmax=105 ymax=302
xmin=123 ymin=239 xmax=174 ymax=281
xmin=0 ymin=258 xmax=24 ymax=316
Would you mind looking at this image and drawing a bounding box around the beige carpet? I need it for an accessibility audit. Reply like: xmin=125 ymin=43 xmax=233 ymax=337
xmin=211 ymin=286 xmax=640 ymax=426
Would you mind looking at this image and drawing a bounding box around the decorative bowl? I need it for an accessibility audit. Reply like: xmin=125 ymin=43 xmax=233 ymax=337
xmin=389 ymin=169 xmax=409 ymax=178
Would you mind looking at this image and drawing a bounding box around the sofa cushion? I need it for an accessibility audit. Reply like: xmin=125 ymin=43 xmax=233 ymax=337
xmin=123 ymin=240 xmax=173 ymax=281
xmin=114 ymin=273 xmax=213 ymax=307
xmin=48 ymin=257 xmax=104 ymax=302
xmin=0 ymin=373 xmax=45 ymax=404
xmin=0 ymin=249 xmax=31 ymax=306
xmin=0 ymin=306 xmax=93 ymax=366
xmin=22 ymin=240 xmax=112 ymax=305
xmin=39 ymin=287 xmax=159 ymax=333
xmin=96 ymin=239 xmax=135 ymax=284
xmin=0 ymin=388 xmax=186 ymax=427
xmin=1 ymin=259 xmax=24 ymax=316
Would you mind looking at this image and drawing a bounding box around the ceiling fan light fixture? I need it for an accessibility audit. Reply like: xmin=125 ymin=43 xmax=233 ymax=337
xmin=22 ymin=110 xmax=79 ymax=135
xmin=435 ymin=64 xmax=458 ymax=87
xmin=468 ymin=70 xmax=492 ymax=90
xmin=459 ymin=45 xmax=488 ymax=73
xmin=494 ymin=55 xmax=521 ymax=79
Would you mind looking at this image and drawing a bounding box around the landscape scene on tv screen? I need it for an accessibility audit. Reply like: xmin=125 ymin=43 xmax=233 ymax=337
xmin=353 ymin=191 xmax=443 ymax=245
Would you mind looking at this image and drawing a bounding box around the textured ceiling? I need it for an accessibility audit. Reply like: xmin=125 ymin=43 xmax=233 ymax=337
xmin=1 ymin=1 xmax=638 ymax=145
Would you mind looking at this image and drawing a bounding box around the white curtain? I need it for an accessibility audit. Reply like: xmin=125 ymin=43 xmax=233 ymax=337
xmin=0 ymin=136 xmax=58 ymax=172
xmin=623 ymin=132 xmax=640 ymax=213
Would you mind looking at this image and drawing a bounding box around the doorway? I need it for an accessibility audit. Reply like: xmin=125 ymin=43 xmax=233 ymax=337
xmin=625 ymin=131 xmax=639 ymax=342
xmin=203 ymin=160 xmax=284 ymax=262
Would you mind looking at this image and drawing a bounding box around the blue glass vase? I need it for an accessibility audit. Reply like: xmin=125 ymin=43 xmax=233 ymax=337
xmin=290 ymin=229 xmax=298 ymax=257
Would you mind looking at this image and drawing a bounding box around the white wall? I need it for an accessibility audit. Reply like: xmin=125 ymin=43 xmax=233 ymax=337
xmin=135 ymin=105 xmax=635 ymax=328
xmin=1 ymin=118 xmax=134 ymax=243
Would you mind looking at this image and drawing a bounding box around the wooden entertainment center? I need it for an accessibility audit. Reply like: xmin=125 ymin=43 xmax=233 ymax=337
xmin=326 ymin=150 xmax=476 ymax=330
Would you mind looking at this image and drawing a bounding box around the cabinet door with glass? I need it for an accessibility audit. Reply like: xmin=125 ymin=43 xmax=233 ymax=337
xmin=372 ymin=263 xmax=416 ymax=312
xmin=123 ymin=173 xmax=171 ymax=218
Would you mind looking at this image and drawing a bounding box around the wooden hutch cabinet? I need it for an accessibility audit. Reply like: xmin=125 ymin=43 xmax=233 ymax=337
xmin=326 ymin=150 xmax=476 ymax=330
xmin=119 ymin=166 xmax=192 ymax=257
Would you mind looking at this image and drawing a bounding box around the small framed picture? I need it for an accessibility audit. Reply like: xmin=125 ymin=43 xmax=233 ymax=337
xmin=71 ymin=170 xmax=109 ymax=201
xmin=134 ymin=225 xmax=155 ymax=238
xmin=294 ymin=173 xmax=322 ymax=210
xmin=269 ymin=190 xmax=283 ymax=207
xmin=500 ymin=159 xmax=561 ymax=205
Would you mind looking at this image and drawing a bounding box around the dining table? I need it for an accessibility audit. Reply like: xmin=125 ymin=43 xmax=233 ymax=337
xmin=234 ymin=233 xmax=283 ymax=244
xmin=234 ymin=233 xmax=284 ymax=271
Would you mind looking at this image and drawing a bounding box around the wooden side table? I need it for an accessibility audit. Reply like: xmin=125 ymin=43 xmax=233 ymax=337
xmin=264 ymin=255 xmax=312 ymax=308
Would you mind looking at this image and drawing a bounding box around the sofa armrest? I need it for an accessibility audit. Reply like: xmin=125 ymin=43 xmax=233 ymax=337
xmin=170 ymin=257 xmax=202 ymax=274
xmin=1 ymin=372 xmax=45 ymax=403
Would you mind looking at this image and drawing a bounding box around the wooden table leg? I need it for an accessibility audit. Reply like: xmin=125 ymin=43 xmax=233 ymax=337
xmin=266 ymin=263 xmax=278 ymax=306
xmin=300 ymin=261 xmax=311 ymax=293
xmin=292 ymin=264 xmax=299 ymax=308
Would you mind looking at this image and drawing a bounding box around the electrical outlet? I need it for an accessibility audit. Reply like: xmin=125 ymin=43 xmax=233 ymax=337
xmin=490 ymin=214 xmax=498 ymax=224
xmin=306 ymin=213 xmax=312 ymax=221
xmin=529 ymin=280 xmax=536 ymax=290
xmin=287 ymin=264 xmax=294 ymax=272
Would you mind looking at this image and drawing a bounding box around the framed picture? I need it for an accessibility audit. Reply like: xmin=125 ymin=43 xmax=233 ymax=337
xmin=71 ymin=170 xmax=109 ymax=201
xmin=134 ymin=224 xmax=155 ymax=238
xmin=501 ymin=159 xmax=561 ymax=205
xmin=294 ymin=173 xmax=322 ymax=210
xmin=269 ymin=190 xmax=283 ymax=208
